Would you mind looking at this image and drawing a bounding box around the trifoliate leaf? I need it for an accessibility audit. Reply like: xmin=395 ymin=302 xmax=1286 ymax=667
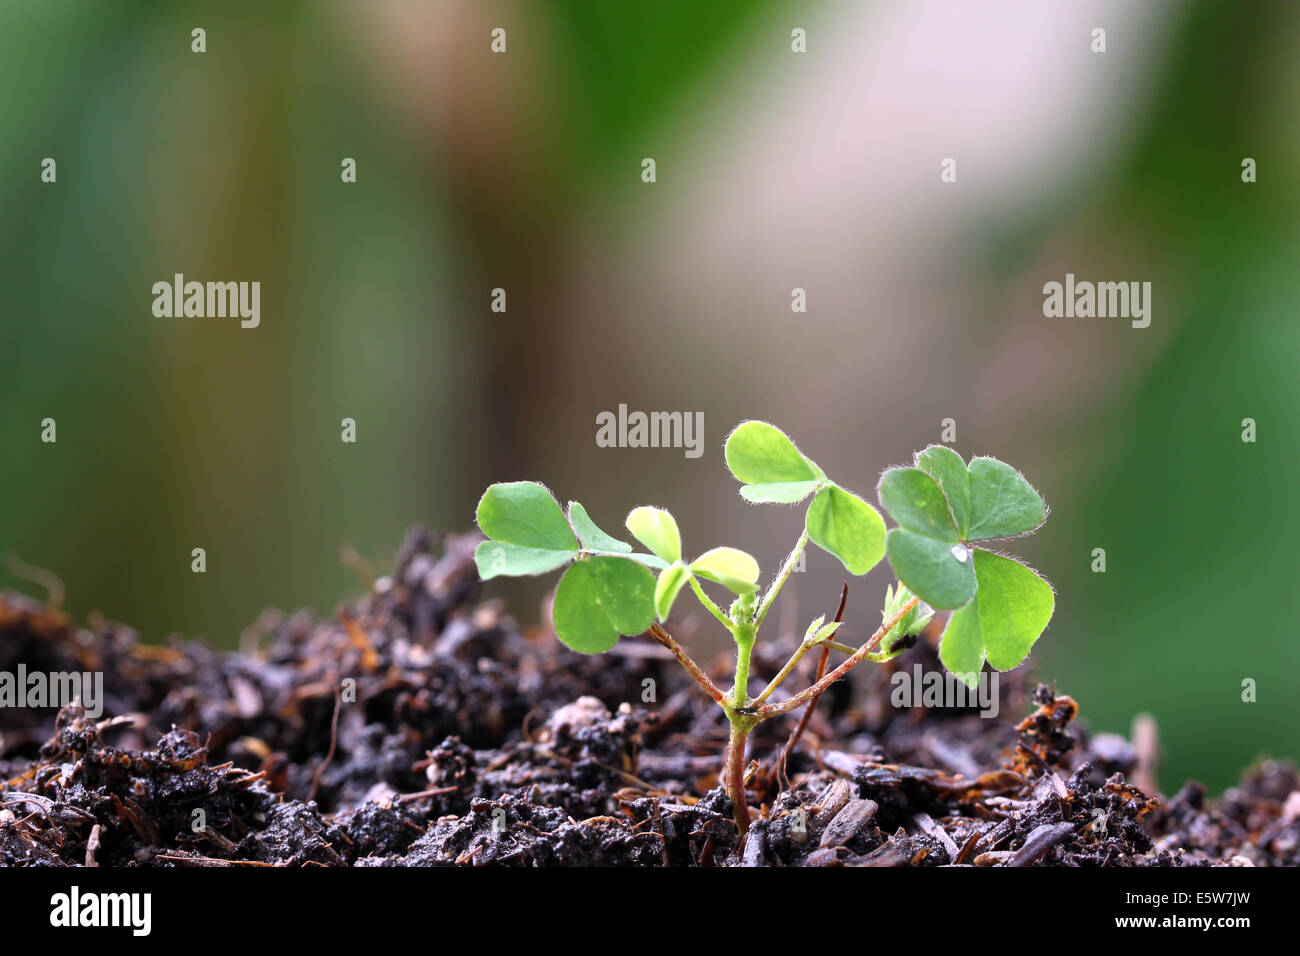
xmin=877 ymin=468 xmax=960 ymax=542
xmin=474 ymin=482 xmax=580 ymax=579
xmin=806 ymin=485 xmax=886 ymax=575
xmin=567 ymin=501 xmax=632 ymax=553
xmin=938 ymin=600 xmax=984 ymax=687
xmin=654 ymin=562 xmax=691 ymax=620
xmin=965 ymin=457 xmax=1046 ymax=541
xmin=553 ymin=556 xmax=656 ymax=653
xmin=725 ymin=421 xmax=825 ymax=504
xmin=938 ymin=549 xmax=1054 ymax=685
xmin=625 ymin=506 xmax=682 ymax=564
xmin=476 ymin=481 xmax=579 ymax=552
xmin=915 ymin=445 xmax=971 ymax=539
xmin=690 ymin=546 xmax=760 ymax=593
xmin=884 ymin=528 xmax=976 ymax=609
xmin=475 ymin=541 xmax=574 ymax=579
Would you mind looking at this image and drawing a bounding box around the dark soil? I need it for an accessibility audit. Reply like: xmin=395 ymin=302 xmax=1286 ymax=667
xmin=1 ymin=528 xmax=1295 ymax=866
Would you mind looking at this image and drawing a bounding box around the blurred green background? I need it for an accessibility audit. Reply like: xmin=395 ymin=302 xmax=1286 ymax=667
xmin=1 ymin=0 xmax=1296 ymax=792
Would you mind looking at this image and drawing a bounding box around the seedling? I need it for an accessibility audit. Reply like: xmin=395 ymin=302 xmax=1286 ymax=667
xmin=877 ymin=445 xmax=1054 ymax=683
xmin=474 ymin=422 xmax=1053 ymax=836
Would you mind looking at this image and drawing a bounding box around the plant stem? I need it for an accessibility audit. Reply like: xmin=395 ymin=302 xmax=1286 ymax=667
xmin=753 ymin=530 xmax=809 ymax=629
xmin=752 ymin=641 xmax=814 ymax=706
xmin=647 ymin=622 xmax=725 ymax=704
xmin=743 ymin=596 xmax=919 ymax=720
xmin=777 ymin=584 xmax=848 ymax=782
xmin=730 ymin=625 xmax=755 ymax=708
xmin=725 ymin=720 xmax=751 ymax=836
xmin=688 ymin=574 xmax=732 ymax=629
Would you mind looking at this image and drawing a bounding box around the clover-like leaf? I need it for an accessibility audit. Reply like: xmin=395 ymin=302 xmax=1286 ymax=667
xmin=475 ymin=481 xmax=580 ymax=579
xmin=474 ymin=541 xmax=574 ymax=579
xmin=553 ymin=556 xmax=656 ymax=653
xmin=690 ymin=546 xmax=760 ymax=593
xmin=568 ymin=501 xmax=632 ymax=553
xmin=725 ymin=421 xmax=825 ymax=504
xmin=625 ymin=506 xmax=682 ymax=563
xmin=965 ymin=457 xmax=1046 ymax=540
xmin=477 ymin=481 xmax=578 ymax=550
xmin=915 ymin=445 xmax=971 ymax=538
xmin=805 ymin=485 xmax=886 ymax=575
xmin=878 ymin=468 xmax=959 ymax=542
xmin=884 ymin=529 xmax=976 ymax=609
xmin=939 ymin=549 xmax=1053 ymax=686
xmin=654 ymin=562 xmax=691 ymax=620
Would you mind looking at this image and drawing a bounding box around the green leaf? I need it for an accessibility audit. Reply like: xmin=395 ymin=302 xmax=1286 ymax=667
xmin=654 ymin=562 xmax=690 ymax=620
xmin=938 ymin=549 xmax=1054 ymax=684
xmin=552 ymin=556 xmax=656 ymax=653
xmin=880 ymin=582 xmax=934 ymax=653
xmin=567 ymin=501 xmax=632 ymax=553
xmin=725 ymin=421 xmax=820 ymax=483
xmin=620 ymin=551 xmax=671 ymax=572
xmin=915 ymin=445 xmax=971 ymax=539
xmin=725 ymin=422 xmax=825 ymax=503
xmin=938 ymin=601 xmax=984 ymax=687
xmin=877 ymin=468 xmax=960 ymax=542
xmin=884 ymin=528 xmax=976 ymax=609
xmin=737 ymin=480 xmax=823 ymax=504
xmin=805 ymin=485 xmax=886 ymax=575
xmin=965 ymin=457 xmax=1047 ymax=541
xmin=475 ymin=540 xmax=574 ymax=579
xmin=476 ymin=481 xmax=579 ymax=552
xmin=625 ymin=506 xmax=682 ymax=563
xmin=972 ymin=549 xmax=1054 ymax=669
xmin=690 ymin=546 xmax=760 ymax=593
xmin=812 ymin=620 xmax=843 ymax=644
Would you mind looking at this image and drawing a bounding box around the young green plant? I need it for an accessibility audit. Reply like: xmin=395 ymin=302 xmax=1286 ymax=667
xmin=473 ymin=422 xmax=1054 ymax=836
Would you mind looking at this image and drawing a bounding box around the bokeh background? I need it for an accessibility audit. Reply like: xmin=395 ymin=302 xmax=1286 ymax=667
xmin=2 ymin=0 xmax=1296 ymax=792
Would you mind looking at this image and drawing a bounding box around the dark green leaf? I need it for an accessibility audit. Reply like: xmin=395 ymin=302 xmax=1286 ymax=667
xmin=476 ymin=481 xmax=579 ymax=552
xmin=552 ymin=556 xmax=656 ymax=653
xmin=966 ymin=458 xmax=1047 ymax=540
xmin=884 ymin=528 xmax=976 ymax=609
xmin=877 ymin=468 xmax=960 ymax=542
xmin=938 ymin=549 xmax=1054 ymax=684
xmin=568 ymin=501 xmax=632 ymax=553
xmin=474 ymin=540 xmax=574 ymax=579
xmin=915 ymin=445 xmax=971 ymax=538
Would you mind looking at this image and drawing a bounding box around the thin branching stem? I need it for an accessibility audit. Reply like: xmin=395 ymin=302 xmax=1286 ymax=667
xmin=647 ymin=622 xmax=725 ymax=704
xmin=753 ymin=530 xmax=809 ymax=629
xmin=688 ymin=574 xmax=732 ymax=629
xmin=741 ymin=597 xmax=919 ymax=720
xmin=777 ymin=583 xmax=849 ymax=784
